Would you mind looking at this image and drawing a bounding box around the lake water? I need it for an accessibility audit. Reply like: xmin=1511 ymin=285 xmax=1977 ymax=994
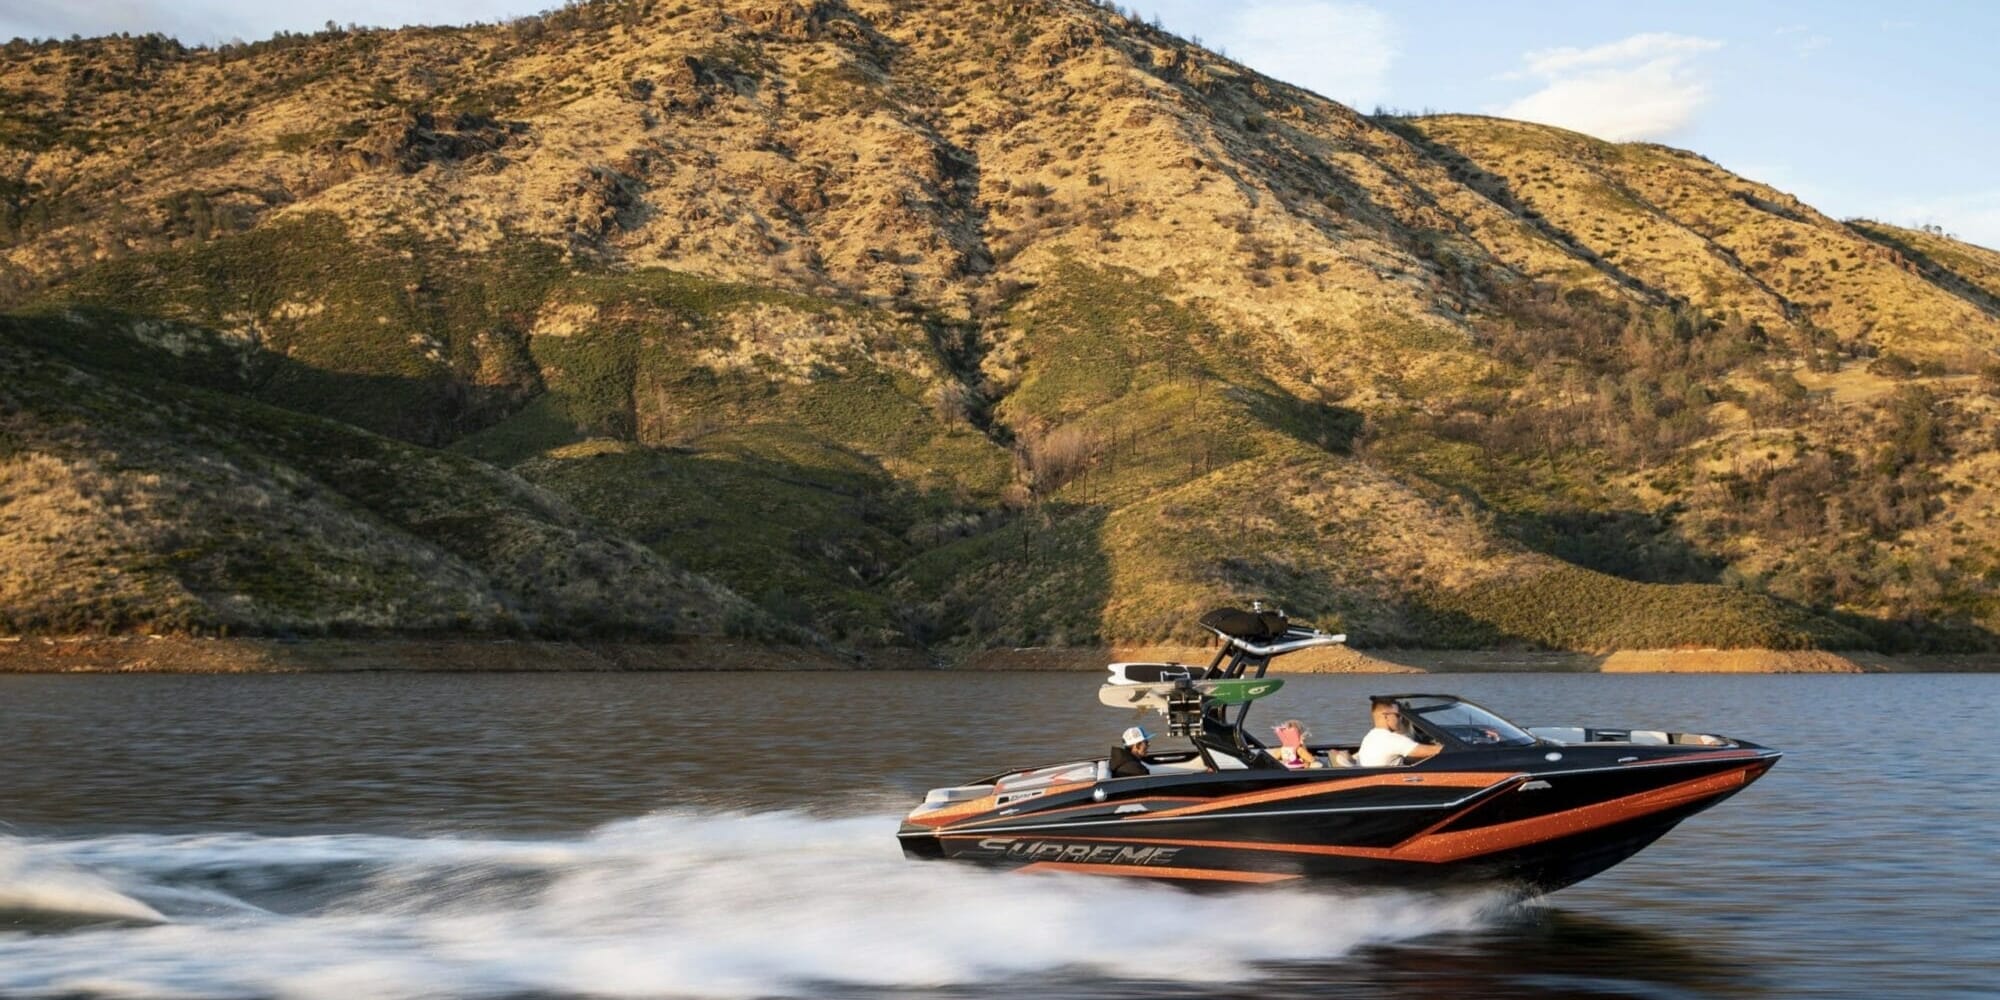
xmin=0 ymin=671 xmax=1994 ymax=999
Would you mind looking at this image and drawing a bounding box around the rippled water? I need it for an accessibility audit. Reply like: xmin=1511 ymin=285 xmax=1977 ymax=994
xmin=0 ymin=671 xmax=1994 ymax=998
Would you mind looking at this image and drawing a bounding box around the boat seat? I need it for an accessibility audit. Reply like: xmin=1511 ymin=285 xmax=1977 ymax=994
xmin=997 ymin=760 xmax=1100 ymax=794
xmin=1262 ymin=746 xmax=1357 ymax=769
xmin=1143 ymin=754 xmax=1248 ymax=774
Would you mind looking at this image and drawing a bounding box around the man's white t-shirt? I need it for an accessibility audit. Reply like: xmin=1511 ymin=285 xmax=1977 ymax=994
xmin=1357 ymin=727 xmax=1419 ymax=767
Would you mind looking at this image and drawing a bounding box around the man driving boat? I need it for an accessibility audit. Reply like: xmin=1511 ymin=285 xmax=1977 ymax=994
xmin=1357 ymin=697 xmax=1441 ymax=767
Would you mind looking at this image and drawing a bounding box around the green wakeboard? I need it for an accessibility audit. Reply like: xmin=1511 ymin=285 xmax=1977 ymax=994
xmin=1097 ymin=677 xmax=1285 ymax=713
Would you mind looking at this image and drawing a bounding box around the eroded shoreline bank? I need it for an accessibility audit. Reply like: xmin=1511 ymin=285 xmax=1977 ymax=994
xmin=2 ymin=636 xmax=1997 ymax=673
xmin=0 ymin=636 xmax=927 ymax=673
xmin=955 ymin=644 xmax=1998 ymax=673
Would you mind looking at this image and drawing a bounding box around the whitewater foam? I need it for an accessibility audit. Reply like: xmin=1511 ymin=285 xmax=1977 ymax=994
xmin=0 ymin=839 xmax=164 ymax=925
xmin=0 ymin=812 xmax=1506 ymax=998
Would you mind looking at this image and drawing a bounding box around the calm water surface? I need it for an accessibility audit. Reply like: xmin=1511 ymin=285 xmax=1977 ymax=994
xmin=0 ymin=672 xmax=1994 ymax=999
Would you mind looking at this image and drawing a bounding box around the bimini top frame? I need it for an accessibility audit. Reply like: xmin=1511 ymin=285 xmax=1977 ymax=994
xmin=1197 ymin=605 xmax=1346 ymax=680
xmin=1181 ymin=606 xmax=1346 ymax=764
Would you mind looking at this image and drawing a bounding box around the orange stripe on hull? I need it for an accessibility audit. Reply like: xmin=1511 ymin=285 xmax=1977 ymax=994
xmin=1017 ymin=861 xmax=1300 ymax=883
xmin=906 ymin=780 xmax=1096 ymax=827
xmin=1391 ymin=763 xmax=1755 ymax=862
xmin=905 ymin=795 xmax=999 ymax=827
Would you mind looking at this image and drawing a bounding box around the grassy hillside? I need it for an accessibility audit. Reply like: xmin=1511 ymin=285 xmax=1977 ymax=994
xmin=3 ymin=0 xmax=1998 ymax=652
xmin=0 ymin=318 xmax=766 ymax=638
xmin=1399 ymin=116 xmax=2000 ymax=368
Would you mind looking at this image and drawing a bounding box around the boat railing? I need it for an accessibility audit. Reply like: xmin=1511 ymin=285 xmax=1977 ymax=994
xmin=1213 ymin=628 xmax=1347 ymax=659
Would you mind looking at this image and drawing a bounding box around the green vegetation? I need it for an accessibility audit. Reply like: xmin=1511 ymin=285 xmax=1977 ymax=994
xmin=1422 ymin=565 xmax=1863 ymax=651
xmin=13 ymin=218 xmax=1879 ymax=650
xmin=7 ymin=218 xmax=1026 ymax=645
xmin=892 ymin=506 xmax=1114 ymax=647
xmin=18 ymin=214 xmax=569 ymax=445
xmin=521 ymin=434 xmax=961 ymax=643
xmin=995 ymin=257 xmax=1222 ymax=425
xmin=0 ymin=326 xmax=758 ymax=638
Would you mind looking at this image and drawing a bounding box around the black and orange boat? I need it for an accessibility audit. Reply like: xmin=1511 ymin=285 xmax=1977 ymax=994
xmin=899 ymin=607 xmax=1781 ymax=892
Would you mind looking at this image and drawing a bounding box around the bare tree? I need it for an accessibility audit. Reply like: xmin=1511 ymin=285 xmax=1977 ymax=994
xmin=1019 ymin=423 xmax=1104 ymax=499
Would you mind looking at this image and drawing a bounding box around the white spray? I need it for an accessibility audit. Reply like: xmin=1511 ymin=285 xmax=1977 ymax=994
xmin=0 ymin=811 xmax=1506 ymax=999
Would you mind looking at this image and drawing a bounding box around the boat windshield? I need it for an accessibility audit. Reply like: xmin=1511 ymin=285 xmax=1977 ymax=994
xmin=1402 ymin=697 xmax=1536 ymax=748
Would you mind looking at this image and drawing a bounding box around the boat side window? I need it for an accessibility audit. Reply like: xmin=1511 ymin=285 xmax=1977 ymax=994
xmin=1404 ymin=698 xmax=1536 ymax=748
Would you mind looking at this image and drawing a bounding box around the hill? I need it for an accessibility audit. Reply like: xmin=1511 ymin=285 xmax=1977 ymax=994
xmin=3 ymin=0 xmax=1997 ymax=653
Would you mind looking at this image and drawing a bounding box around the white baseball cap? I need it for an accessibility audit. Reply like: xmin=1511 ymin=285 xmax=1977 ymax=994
xmin=1122 ymin=726 xmax=1152 ymax=747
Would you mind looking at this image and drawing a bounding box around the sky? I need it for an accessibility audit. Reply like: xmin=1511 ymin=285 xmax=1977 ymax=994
xmin=4 ymin=1 xmax=1995 ymax=249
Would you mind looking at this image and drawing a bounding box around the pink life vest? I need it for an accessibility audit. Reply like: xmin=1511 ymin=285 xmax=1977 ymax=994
xmin=1274 ymin=723 xmax=1318 ymax=769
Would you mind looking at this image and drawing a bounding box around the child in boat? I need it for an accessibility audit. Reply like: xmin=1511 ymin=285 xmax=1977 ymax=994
xmin=1273 ymin=719 xmax=1322 ymax=768
xmin=1273 ymin=719 xmax=1356 ymax=768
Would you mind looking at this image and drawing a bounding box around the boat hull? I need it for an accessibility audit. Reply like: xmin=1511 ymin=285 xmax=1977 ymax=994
xmin=900 ymin=747 xmax=1778 ymax=892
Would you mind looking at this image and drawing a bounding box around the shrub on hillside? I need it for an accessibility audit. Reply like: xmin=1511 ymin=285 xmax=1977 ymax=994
xmin=1019 ymin=423 xmax=1104 ymax=497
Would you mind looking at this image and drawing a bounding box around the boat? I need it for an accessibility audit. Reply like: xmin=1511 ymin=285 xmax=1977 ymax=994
xmin=899 ymin=606 xmax=1781 ymax=891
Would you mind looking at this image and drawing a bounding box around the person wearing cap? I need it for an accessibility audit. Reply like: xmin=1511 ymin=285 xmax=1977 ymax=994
xmin=1109 ymin=726 xmax=1152 ymax=777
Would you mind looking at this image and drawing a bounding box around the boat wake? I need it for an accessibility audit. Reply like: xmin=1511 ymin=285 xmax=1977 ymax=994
xmin=0 ymin=811 xmax=1506 ymax=998
xmin=0 ymin=838 xmax=166 ymax=929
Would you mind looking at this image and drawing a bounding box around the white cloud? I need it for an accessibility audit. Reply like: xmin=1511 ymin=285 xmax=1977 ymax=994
xmin=1519 ymin=32 xmax=1720 ymax=77
xmin=1497 ymin=32 xmax=1722 ymax=142
xmin=1211 ymin=1 xmax=1398 ymax=110
xmin=0 ymin=0 xmax=229 ymax=42
xmin=1774 ymin=24 xmax=1829 ymax=58
xmin=1883 ymin=191 xmax=2000 ymax=253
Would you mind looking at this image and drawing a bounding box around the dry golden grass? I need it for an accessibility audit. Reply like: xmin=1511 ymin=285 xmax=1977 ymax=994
xmin=1405 ymin=117 xmax=2000 ymax=363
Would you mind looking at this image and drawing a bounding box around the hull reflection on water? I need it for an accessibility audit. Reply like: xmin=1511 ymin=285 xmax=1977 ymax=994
xmin=1256 ymin=908 xmax=1769 ymax=1000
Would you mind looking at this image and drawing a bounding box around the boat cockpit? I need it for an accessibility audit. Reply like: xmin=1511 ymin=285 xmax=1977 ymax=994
xmin=1123 ymin=693 xmax=1537 ymax=775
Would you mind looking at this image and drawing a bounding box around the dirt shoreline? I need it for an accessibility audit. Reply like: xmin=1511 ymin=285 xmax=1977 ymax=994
xmin=0 ymin=636 xmax=929 ymax=673
xmin=952 ymin=645 xmax=2000 ymax=673
xmin=2 ymin=636 xmax=1997 ymax=673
